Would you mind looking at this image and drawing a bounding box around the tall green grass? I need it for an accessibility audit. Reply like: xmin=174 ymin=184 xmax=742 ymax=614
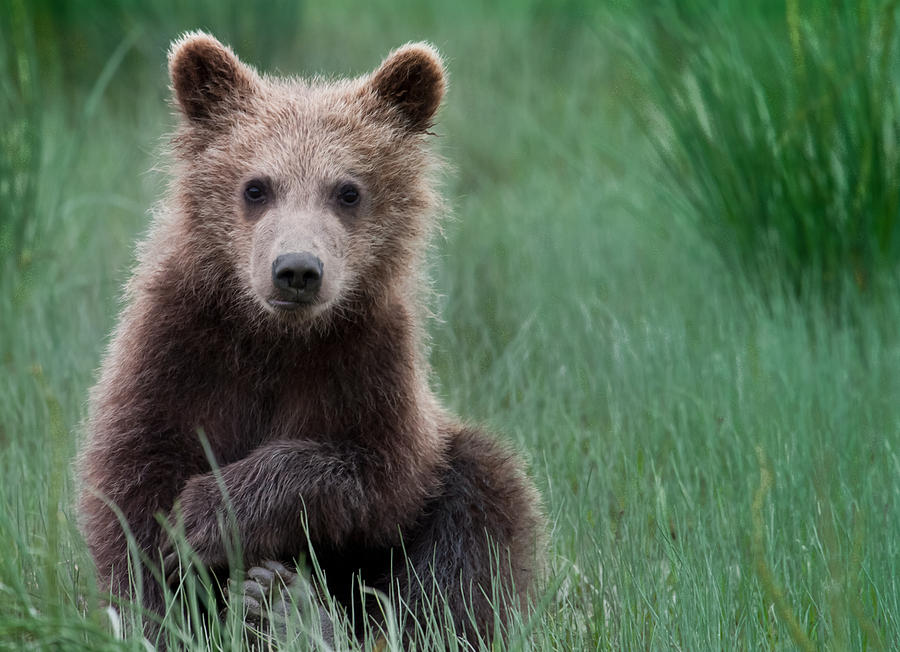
xmin=2 ymin=0 xmax=900 ymax=649
xmin=0 ymin=0 xmax=41 ymax=260
xmin=631 ymin=0 xmax=900 ymax=296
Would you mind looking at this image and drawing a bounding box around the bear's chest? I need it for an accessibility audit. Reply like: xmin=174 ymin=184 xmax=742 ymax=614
xmin=185 ymin=360 xmax=376 ymax=465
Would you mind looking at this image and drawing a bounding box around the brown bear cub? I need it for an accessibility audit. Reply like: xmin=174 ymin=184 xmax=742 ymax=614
xmin=77 ymin=32 xmax=543 ymax=647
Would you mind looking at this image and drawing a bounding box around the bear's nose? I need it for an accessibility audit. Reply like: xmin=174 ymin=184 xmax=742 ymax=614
xmin=272 ymin=252 xmax=323 ymax=296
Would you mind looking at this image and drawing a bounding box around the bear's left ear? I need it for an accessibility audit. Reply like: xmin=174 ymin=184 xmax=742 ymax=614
xmin=369 ymin=43 xmax=446 ymax=132
xmin=168 ymin=31 xmax=260 ymax=126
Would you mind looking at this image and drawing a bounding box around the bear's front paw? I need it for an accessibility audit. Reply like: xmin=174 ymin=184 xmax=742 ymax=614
xmin=229 ymin=561 xmax=334 ymax=644
xmin=229 ymin=561 xmax=303 ymax=621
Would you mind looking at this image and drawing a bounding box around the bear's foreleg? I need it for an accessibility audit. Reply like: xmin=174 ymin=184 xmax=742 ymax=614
xmin=163 ymin=438 xmax=426 ymax=573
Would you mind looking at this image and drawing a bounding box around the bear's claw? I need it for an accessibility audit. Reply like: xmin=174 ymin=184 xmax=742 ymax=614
xmin=229 ymin=560 xmax=305 ymax=622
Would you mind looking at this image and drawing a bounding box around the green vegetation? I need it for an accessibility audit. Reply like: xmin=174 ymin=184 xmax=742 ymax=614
xmin=631 ymin=0 xmax=900 ymax=297
xmin=2 ymin=0 xmax=899 ymax=649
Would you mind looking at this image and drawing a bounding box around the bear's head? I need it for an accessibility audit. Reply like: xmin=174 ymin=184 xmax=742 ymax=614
xmin=165 ymin=32 xmax=445 ymax=331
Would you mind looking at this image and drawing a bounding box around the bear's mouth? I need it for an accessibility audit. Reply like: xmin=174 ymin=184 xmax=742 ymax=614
xmin=267 ymin=297 xmax=314 ymax=312
xmin=266 ymin=286 xmax=324 ymax=312
xmin=268 ymin=298 xmax=303 ymax=311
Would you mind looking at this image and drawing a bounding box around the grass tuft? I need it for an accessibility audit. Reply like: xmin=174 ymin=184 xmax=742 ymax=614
xmin=631 ymin=0 xmax=900 ymax=297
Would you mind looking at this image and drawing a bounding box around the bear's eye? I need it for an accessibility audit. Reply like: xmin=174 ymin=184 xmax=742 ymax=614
xmin=337 ymin=183 xmax=361 ymax=207
xmin=244 ymin=180 xmax=268 ymax=205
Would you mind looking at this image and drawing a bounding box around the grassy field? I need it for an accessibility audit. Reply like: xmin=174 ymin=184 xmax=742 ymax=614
xmin=2 ymin=0 xmax=900 ymax=649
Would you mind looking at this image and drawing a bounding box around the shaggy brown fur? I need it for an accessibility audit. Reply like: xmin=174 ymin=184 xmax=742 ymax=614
xmin=77 ymin=32 xmax=543 ymax=647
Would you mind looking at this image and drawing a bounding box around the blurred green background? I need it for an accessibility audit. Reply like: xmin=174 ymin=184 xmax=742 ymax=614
xmin=2 ymin=0 xmax=900 ymax=648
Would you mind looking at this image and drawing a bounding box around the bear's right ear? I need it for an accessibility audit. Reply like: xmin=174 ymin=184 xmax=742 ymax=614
xmin=369 ymin=43 xmax=446 ymax=132
xmin=168 ymin=32 xmax=259 ymax=125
